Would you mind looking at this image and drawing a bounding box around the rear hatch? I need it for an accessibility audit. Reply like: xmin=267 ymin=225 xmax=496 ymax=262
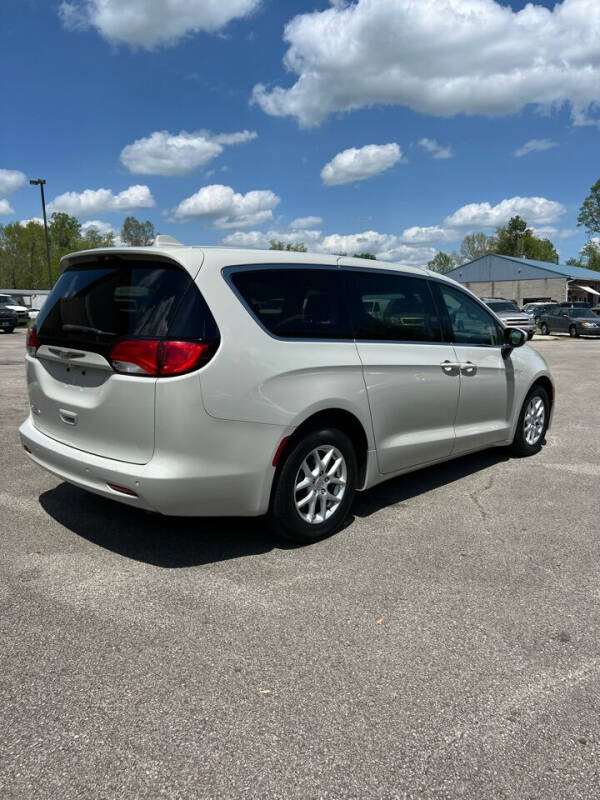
xmin=28 ymin=251 xmax=215 ymax=464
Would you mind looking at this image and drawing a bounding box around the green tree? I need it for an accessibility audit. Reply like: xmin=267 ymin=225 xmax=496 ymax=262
xmin=0 ymin=214 xmax=116 ymax=289
xmin=427 ymin=251 xmax=456 ymax=273
xmin=0 ymin=221 xmax=48 ymax=288
xmin=79 ymin=226 xmax=115 ymax=250
xmin=49 ymin=212 xmax=81 ymax=250
xmin=459 ymin=232 xmax=495 ymax=262
xmin=353 ymin=252 xmax=376 ymax=260
xmin=269 ymin=239 xmax=307 ymax=252
xmin=577 ymin=179 xmax=600 ymax=236
xmin=495 ymin=215 xmax=558 ymax=263
xmin=565 ymin=241 xmax=600 ymax=272
xmin=121 ymin=216 xmax=156 ymax=246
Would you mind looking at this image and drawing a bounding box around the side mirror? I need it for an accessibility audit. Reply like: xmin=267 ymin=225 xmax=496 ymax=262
xmin=502 ymin=326 xmax=526 ymax=357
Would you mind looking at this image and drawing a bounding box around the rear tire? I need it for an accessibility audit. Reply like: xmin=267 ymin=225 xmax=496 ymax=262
xmin=511 ymin=386 xmax=550 ymax=457
xmin=268 ymin=428 xmax=357 ymax=544
xmin=540 ymin=323 xmax=549 ymax=336
xmin=5 ymin=327 xmax=14 ymax=334
xmin=569 ymin=325 xmax=579 ymax=338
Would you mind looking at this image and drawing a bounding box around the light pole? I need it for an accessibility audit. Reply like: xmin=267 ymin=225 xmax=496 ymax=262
xmin=29 ymin=179 xmax=53 ymax=289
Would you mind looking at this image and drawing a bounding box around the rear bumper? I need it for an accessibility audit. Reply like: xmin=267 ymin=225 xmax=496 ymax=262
xmin=19 ymin=415 xmax=286 ymax=517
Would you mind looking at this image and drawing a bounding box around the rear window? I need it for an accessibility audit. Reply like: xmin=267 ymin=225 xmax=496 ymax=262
xmin=35 ymin=257 xmax=218 ymax=356
xmin=230 ymin=268 xmax=352 ymax=339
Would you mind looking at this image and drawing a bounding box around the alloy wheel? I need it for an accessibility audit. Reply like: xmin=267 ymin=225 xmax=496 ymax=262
xmin=294 ymin=445 xmax=347 ymax=524
xmin=523 ymin=396 xmax=546 ymax=446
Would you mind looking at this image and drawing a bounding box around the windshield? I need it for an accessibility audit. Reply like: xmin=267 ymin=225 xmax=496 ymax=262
xmin=487 ymin=301 xmax=520 ymax=312
xmin=0 ymin=295 xmax=12 ymax=305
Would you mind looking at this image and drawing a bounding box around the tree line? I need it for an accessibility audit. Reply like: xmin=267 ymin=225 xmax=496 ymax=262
xmin=0 ymin=214 xmax=156 ymax=289
xmin=427 ymin=179 xmax=600 ymax=273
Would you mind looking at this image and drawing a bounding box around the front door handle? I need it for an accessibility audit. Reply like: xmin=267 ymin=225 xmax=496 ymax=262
xmin=461 ymin=361 xmax=477 ymax=375
xmin=440 ymin=360 xmax=461 ymax=374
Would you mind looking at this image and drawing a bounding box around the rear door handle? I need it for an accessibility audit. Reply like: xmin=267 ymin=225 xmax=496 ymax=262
xmin=461 ymin=361 xmax=477 ymax=375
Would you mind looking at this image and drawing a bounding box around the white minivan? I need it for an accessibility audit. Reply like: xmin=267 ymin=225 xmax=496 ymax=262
xmin=20 ymin=241 xmax=554 ymax=543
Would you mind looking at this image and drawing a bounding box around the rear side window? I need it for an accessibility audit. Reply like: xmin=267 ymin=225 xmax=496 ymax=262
xmin=347 ymin=271 xmax=442 ymax=342
xmin=36 ymin=257 xmax=218 ymax=356
xmin=230 ymin=268 xmax=351 ymax=339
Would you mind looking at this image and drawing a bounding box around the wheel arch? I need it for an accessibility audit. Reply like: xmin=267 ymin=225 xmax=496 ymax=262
xmin=270 ymin=408 xmax=370 ymax=503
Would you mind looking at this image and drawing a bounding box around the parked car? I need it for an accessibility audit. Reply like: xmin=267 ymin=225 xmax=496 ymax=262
xmin=28 ymin=308 xmax=40 ymax=321
xmin=522 ymin=301 xmax=558 ymax=321
xmin=0 ymin=306 xmax=17 ymax=333
xmin=20 ymin=245 xmax=554 ymax=543
xmin=0 ymin=294 xmax=29 ymax=325
xmin=479 ymin=297 xmax=535 ymax=339
xmin=558 ymin=301 xmax=592 ymax=308
xmin=539 ymin=306 xmax=600 ymax=337
xmin=524 ymin=302 xmax=560 ymax=327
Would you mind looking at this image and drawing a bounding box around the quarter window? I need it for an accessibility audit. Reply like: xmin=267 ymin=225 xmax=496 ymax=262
xmin=438 ymin=285 xmax=501 ymax=346
xmin=347 ymin=271 xmax=442 ymax=342
xmin=230 ymin=268 xmax=351 ymax=339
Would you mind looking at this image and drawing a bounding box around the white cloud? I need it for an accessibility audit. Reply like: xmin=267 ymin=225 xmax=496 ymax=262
xmin=531 ymin=226 xmax=578 ymax=239
xmin=48 ymin=185 xmax=155 ymax=215
xmin=222 ymin=228 xmax=323 ymax=249
xmin=81 ymin=219 xmax=116 ymax=236
xmin=222 ymin=227 xmax=436 ymax=266
xmin=444 ymin=196 xmax=566 ymax=228
xmin=252 ymin=0 xmax=600 ymax=127
xmin=290 ymin=216 xmax=323 ymax=229
xmin=19 ymin=217 xmax=44 ymax=227
xmin=0 ymin=169 xmax=26 ymax=196
xmin=172 ymin=184 xmax=280 ymax=229
xmin=59 ymin=0 xmax=261 ymax=48
xmin=0 ymin=199 xmax=14 ymax=215
xmin=418 ymin=138 xmax=453 ymax=160
xmin=321 ymin=143 xmax=403 ymax=186
xmin=514 ymin=138 xmax=558 ymax=157
xmin=120 ymin=129 xmax=257 ymax=176
xmin=399 ymin=225 xmax=457 ymax=244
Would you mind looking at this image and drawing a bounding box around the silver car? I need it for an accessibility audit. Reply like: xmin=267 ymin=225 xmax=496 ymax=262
xmin=20 ymin=243 xmax=554 ymax=543
xmin=480 ymin=298 xmax=535 ymax=339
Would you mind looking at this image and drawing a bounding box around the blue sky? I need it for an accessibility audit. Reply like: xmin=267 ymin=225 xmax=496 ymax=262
xmin=1 ymin=0 xmax=599 ymax=264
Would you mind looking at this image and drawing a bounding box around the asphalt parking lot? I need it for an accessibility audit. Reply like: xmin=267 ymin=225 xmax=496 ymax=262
xmin=1 ymin=328 xmax=600 ymax=800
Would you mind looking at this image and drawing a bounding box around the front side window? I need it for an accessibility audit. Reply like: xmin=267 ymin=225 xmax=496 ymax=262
xmin=230 ymin=268 xmax=351 ymax=339
xmin=347 ymin=271 xmax=442 ymax=342
xmin=438 ymin=285 xmax=501 ymax=346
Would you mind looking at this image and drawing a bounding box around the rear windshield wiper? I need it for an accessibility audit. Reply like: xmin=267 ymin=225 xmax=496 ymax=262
xmin=61 ymin=324 xmax=116 ymax=337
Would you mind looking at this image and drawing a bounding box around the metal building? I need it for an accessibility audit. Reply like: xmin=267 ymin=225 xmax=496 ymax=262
xmin=445 ymin=254 xmax=600 ymax=306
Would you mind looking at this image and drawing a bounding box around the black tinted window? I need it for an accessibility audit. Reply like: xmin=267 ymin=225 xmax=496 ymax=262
xmin=36 ymin=258 xmax=218 ymax=355
xmin=231 ymin=268 xmax=351 ymax=339
xmin=439 ymin=285 xmax=501 ymax=346
xmin=348 ymin=271 xmax=442 ymax=342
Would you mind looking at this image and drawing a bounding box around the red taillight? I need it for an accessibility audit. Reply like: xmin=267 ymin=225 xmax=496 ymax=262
xmin=26 ymin=327 xmax=39 ymax=357
xmin=109 ymin=339 xmax=215 ymax=377
xmin=110 ymin=340 xmax=160 ymax=375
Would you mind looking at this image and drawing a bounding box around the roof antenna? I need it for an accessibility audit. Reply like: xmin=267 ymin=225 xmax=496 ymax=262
xmin=153 ymin=235 xmax=183 ymax=247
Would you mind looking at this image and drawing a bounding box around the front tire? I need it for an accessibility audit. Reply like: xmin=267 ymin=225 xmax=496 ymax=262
xmin=511 ymin=386 xmax=550 ymax=457
xmin=4 ymin=327 xmax=14 ymax=334
xmin=569 ymin=325 xmax=579 ymax=338
xmin=269 ymin=428 xmax=357 ymax=543
xmin=540 ymin=322 xmax=550 ymax=336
